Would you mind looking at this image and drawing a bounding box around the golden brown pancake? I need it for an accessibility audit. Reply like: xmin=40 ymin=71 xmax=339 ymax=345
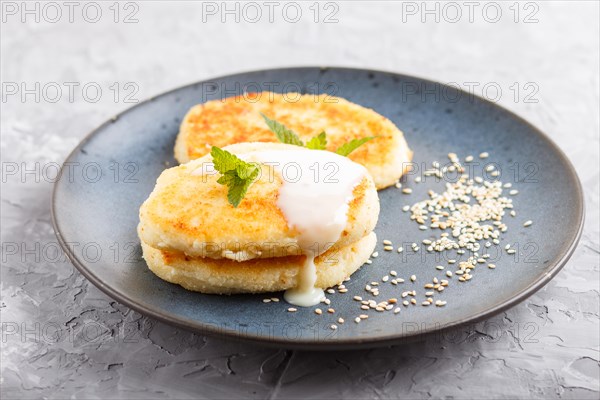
xmin=141 ymin=232 xmax=376 ymax=294
xmin=139 ymin=142 xmax=380 ymax=260
xmin=174 ymin=92 xmax=412 ymax=189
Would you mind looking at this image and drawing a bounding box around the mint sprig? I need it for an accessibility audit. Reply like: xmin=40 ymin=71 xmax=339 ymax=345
xmin=261 ymin=113 xmax=375 ymax=156
xmin=335 ymin=136 xmax=376 ymax=156
xmin=211 ymin=146 xmax=260 ymax=208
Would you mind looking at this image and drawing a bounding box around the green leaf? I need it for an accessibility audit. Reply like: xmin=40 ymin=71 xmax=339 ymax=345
xmin=211 ymin=146 xmax=260 ymax=207
xmin=211 ymin=146 xmax=242 ymax=173
xmin=335 ymin=136 xmax=376 ymax=157
xmin=260 ymin=113 xmax=304 ymax=146
xmin=305 ymin=131 xmax=328 ymax=150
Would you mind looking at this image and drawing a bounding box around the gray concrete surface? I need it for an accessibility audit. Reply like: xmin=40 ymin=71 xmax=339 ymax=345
xmin=1 ymin=1 xmax=599 ymax=399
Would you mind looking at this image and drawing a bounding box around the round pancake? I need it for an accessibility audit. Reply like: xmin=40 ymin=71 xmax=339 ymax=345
xmin=141 ymin=232 xmax=376 ymax=294
xmin=139 ymin=142 xmax=380 ymax=260
xmin=174 ymin=92 xmax=413 ymax=189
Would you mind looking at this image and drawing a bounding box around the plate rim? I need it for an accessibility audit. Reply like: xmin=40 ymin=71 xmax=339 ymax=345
xmin=51 ymin=66 xmax=585 ymax=349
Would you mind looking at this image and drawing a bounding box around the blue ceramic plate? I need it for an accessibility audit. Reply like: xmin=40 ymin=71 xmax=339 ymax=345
xmin=52 ymin=68 xmax=584 ymax=349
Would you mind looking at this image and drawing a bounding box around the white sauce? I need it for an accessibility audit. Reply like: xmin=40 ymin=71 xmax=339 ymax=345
xmin=247 ymin=149 xmax=366 ymax=307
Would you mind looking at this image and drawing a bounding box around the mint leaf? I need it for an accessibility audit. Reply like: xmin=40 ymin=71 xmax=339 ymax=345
xmin=211 ymin=146 xmax=260 ymax=207
xmin=335 ymin=136 xmax=376 ymax=157
xmin=306 ymin=131 xmax=328 ymax=150
xmin=260 ymin=113 xmax=304 ymax=146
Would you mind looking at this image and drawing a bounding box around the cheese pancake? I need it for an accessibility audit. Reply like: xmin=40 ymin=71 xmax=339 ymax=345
xmin=174 ymin=92 xmax=412 ymax=189
xmin=141 ymin=232 xmax=376 ymax=294
xmin=139 ymin=142 xmax=380 ymax=260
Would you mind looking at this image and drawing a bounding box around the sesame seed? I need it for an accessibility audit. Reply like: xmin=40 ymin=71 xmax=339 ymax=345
xmin=287 ymin=307 xmax=297 ymax=312
xmin=338 ymin=289 xmax=348 ymax=293
xmin=488 ymin=264 xmax=496 ymax=269
xmin=382 ymin=275 xmax=389 ymax=282
xmin=410 ymin=275 xmax=417 ymax=282
xmin=479 ymin=152 xmax=489 ymax=159
xmin=436 ymin=265 xmax=444 ymax=270
xmin=397 ymin=278 xmax=405 ymax=283
xmin=338 ymin=318 xmax=344 ymax=324
xmin=397 ymin=247 xmax=404 ymax=253
xmin=390 ymin=270 xmax=397 ymax=276
xmin=402 ymin=188 xmax=413 ymax=194
xmin=365 ymin=259 xmax=372 ymax=265
xmin=330 ymin=324 xmax=337 ymax=330
xmin=465 ymin=155 xmax=474 ymax=162
xmin=422 ymin=301 xmax=430 ymax=306
xmin=361 ymin=305 xmax=369 ymax=310
xmin=383 ymin=239 xmax=392 ymax=245
xmin=262 ymin=299 xmax=271 ymax=303
xmin=384 ymin=245 xmax=394 ymax=251
xmin=411 ymin=299 xmax=417 ymax=305
xmin=485 ymin=165 xmax=495 ymax=172
xmin=359 ymin=314 xmax=368 ymax=319
xmin=354 ymin=317 xmax=361 ymax=323
xmin=372 ymin=252 xmax=379 ymax=258
xmin=402 ymin=205 xmax=410 ymax=212
xmin=415 ymin=176 xmax=422 ymax=183
xmin=403 ymin=300 xmax=409 ymax=306
xmin=509 ymin=189 xmax=519 ymax=195
xmin=446 ymin=271 xmax=453 ymax=277
xmin=394 ymin=307 xmax=401 ymax=314
xmin=395 ymin=182 xmax=402 ymax=189
xmin=315 ymin=308 xmax=322 ymax=315
xmin=510 ymin=210 xmax=516 ymax=217
xmin=326 ymin=288 xmax=335 ymax=294
xmin=507 ymin=249 xmax=516 ymax=254
xmin=523 ymin=220 xmax=533 ymax=227
xmin=353 ymin=295 xmax=362 ymax=301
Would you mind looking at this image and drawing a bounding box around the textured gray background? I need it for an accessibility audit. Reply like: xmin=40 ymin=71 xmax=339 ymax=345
xmin=1 ymin=1 xmax=599 ymax=399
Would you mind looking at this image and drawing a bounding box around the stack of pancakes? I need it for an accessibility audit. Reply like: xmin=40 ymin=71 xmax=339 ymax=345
xmin=139 ymin=93 xmax=412 ymax=294
xmin=138 ymin=143 xmax=379 ymax=294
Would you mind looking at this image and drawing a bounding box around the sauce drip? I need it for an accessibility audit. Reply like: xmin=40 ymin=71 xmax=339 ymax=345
xmin=248 ymin=149 xmax=366 ymax=306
